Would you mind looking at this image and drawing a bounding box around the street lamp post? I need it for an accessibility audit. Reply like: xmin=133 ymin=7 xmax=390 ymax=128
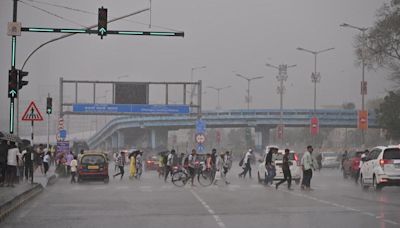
xmin=190 ymin=66 xmax=206 ymax=105
xmin=207 ymin=85 xmax=231 ymax=110
xmin=265 ymin=63 xmax=296 ymax=144
xmin=296 ymin=47 xmax=334 ymax=113
xmin=340 ymin=23 xmax=368 ymax=145
xmin=234 ymin=73 xmax=264 ymax=110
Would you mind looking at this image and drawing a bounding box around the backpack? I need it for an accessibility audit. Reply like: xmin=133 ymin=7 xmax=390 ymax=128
xmin=238 ymin=156 xmax=244 ymax=167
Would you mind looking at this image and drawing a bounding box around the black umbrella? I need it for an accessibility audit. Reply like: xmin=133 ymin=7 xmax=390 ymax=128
xmin=0 ymin=132 xmax=22 ymax=143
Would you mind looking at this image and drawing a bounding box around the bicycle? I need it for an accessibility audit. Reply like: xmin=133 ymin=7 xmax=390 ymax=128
xmin=171 ymin=163 xmax=214 ymax=187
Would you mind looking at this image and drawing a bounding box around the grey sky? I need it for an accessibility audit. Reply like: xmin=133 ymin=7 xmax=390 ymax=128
xmin=0 ymin=0 xmax=392 ymax=132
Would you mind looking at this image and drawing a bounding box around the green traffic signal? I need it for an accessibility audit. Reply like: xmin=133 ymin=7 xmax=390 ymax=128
xmin=46 ymin=97 xmax=53 ymax=114
xmin=98 ymin=7 xmax=108 ymax=38
xmin=8 ymin=69 xmax=18 ymax=98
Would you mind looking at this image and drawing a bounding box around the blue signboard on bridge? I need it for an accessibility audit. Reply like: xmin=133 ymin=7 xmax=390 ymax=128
xmin=72 ymin=104 xmax=190 ymax=114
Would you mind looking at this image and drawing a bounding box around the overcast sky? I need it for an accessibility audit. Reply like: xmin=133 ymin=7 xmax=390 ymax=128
xmin=0 ymin=0 xmax=392 ymax=132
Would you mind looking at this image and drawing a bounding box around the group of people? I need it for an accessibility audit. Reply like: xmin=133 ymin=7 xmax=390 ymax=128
xmin=0 ymin=140 xmax=53 ymax=187
xmin=113 ymin=150 xmax=143 ymax=180
xmin=161 ymin=148 xmax=233 ymax=186
xmin=238 ymin=145 xmax=318 ymax=191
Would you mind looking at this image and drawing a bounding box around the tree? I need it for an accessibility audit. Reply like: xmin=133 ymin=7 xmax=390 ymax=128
xmin=376 ymin=91 xmax=400 ymax=141
xmin=342 ymin=102 xmax=356 ymax=110
xmin=354 ymin=1 xmax=400 ymax=86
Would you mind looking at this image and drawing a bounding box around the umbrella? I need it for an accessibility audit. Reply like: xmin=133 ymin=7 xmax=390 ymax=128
xmin=0 ymin=131 xmax=22 ymax=143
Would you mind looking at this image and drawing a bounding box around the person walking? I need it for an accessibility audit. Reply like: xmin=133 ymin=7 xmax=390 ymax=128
xmin=213 ymin=152 xmax=230 ymax=185
xmin=22 ymin=144 xmax=34 ymax=183
xmin=188 ymin=149 xmax=197 ymax=187
xmin=113 ymin=151 xmax=126 ymax=180
xmin=66 ymin=151 xmax=74 ymax=177
xmin=6 ymin=142 xmax=20 ymax=187
xmin=275 ymin=149 xmax=292 ymax=190
xmin=70 ymin=155 xmax=78 ymax=184
xmin=43 ymin=151 xmax=51 ymax=176
xmin=301 ymin=145 xmax=316 ymax=191
xmin=129 ymin=151 xmax=136 ymax=180
xmin=164 ymin=149 xmax=176 ymax=182
xmin=136 ymin=151 xmax=143 ymax=179
xmin=265 ymin=146 xmax=278 ymax=186
xmin=77 ymin=150 xmax=85 ymax=164
xmin=34 ymin=145 xmax=44 ymax=175
xmin=238 ymin=149 xmax=253 ymax=179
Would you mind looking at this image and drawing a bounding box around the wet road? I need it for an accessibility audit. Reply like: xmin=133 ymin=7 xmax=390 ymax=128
xmin=2 ymin=166 xmax=400 ymax=228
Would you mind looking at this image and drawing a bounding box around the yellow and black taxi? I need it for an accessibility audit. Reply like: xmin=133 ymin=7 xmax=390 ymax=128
xmin=78 ymin=152 xmax=109 ymax=183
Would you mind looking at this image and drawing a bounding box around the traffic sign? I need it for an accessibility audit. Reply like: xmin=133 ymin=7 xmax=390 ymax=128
xmin=22 ymin=101 xmax=43 ymax=121
xmin=196 ymin=119 xmax=206 ymax=133
xmin=195 ymin=133 xmax=206 ymax=144
xmin=310 ymin=116 xmax=319 ymax=136
xmin=197 ymin=144 xmax=205 ymax=153
xmin=72 ymin=104 xmax=189 ymax=114
xmin=358 ymin=110 xmax=368 ymax=130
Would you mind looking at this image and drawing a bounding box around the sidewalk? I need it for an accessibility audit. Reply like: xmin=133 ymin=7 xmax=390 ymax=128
xmin=0 ymin=166 xmax=57 ymax=221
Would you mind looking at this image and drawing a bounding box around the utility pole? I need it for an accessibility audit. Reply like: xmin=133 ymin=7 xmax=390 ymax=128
xmin=265 ymin=63 xmax=296 ymax=145
xmin=207 ymin=85 xmax=231 ymax=110
xmin=234 ymin=73 xmax=264 ymax=110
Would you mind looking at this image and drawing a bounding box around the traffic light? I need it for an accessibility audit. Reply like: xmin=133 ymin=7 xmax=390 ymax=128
xmin=8 ymin=69 xmax=18 ymax=98
xmin=98 ymin=7 xmax=107 ymax=39
xmin=46 ymin=97 xmax=53 ymax=114
xmin=18 ymin=70 xmax=29 ymax=90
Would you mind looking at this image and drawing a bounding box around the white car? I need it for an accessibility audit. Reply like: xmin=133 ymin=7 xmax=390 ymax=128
xmin=257 ymin=149 xmax=302 ymax=185
xmin=360 ymin=146 xmax=400 ymax=191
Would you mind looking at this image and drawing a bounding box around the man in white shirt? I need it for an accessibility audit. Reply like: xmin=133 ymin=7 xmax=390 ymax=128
xmin=301 ymin=145 xmax=315 ymax=190
xmin=164 ymin=149 xmax=176 ymax=182
xmin=239 ymin=149 xmax=253 ymax=179
xmin=6 ymin=142 xmax=20 ymax=187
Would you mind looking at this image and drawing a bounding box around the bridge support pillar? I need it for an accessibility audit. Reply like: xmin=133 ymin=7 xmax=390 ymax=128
xmin=117 ymin=131 xmax=125 ymax=150
xmin=111 ymin=133 xmax=118 ymax=153
xmin=150 ymin=128 xmax=168 ymax=150
xmin=256 ymin=126 xmax=271 ymax=150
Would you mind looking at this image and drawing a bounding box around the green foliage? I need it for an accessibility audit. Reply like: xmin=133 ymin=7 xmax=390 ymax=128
xmin=354 ymin=1 xmax=400 ymax=86
xmin=376 ymin=91 xmax=400 ymax=140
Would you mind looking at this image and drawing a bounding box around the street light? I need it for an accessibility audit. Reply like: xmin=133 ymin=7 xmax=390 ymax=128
xmin=207 ymin=85 xmax=231 ymax=110
xmin=265 ymin=62 xmax=296 ymax=144
xmin=190 ymin=66 xmax=206 ymax=104
xmin=340 ymin=22 xmax=369 ymax=145
xmin=296 ymin=47 xmax=334 ymax=113
xmin=234 ymin=73 xmax=264 ymax=110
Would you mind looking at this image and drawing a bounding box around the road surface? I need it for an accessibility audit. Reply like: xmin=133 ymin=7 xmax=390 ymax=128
xmin=2 ymin=166 xmax=400 ymax=228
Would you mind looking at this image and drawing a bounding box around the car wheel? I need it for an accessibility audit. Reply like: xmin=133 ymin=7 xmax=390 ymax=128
xmin=372 ymin=175 xmax=382 ymax=192
xmin=257 ymin=172 xmax=262 ymax=184
xmin=360 ymin=174 xmax=369 ymax=191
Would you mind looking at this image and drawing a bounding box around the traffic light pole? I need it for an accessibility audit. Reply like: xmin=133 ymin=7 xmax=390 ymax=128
xmin=9 ymin=0 xmax=18 ymax=134
xmin=47 ymin=93 xmax=50 ymax=153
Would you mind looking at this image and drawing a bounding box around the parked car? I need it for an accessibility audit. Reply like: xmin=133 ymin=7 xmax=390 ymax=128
xmin=342 ymin=151 xmax=365 ymax=179
xmin=321 ymin=152 xmax=340 ymax=169
xmin=360 ymin=146 xmax=400 ymax=191
xmin=257 ymin=149 xmax=301 ymax=185
xmin=78 ymin=153 xmax=109 ymax=183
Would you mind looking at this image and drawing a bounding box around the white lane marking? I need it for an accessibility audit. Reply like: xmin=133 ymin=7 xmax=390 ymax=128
xmin=281 ymin=189 xmax=399 ymax=226
xmin=191 ymin=190 xmax=226 ymax=228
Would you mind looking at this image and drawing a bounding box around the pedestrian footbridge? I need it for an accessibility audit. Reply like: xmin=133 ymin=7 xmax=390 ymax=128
xmin=87 ymin=109 xmax=379 ymax=150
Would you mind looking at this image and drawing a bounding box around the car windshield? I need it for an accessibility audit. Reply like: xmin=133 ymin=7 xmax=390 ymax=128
xmin=323 ymin=152 xmax=337 ymax=158
xmin=383 ymin=148 xmax=400 ymax=159
xmin=81 ymin=155 xmax=105 ymax=165
xmin=275 ymin=153 xmax=295 ymax=160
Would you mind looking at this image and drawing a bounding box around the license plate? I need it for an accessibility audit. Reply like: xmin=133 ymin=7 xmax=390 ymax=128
xmin=88 ymin=165 xmax=99 ymax=169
